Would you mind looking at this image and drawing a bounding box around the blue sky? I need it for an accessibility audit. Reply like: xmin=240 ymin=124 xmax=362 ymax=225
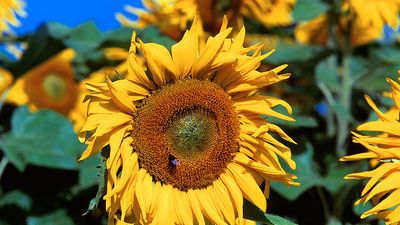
xmin=14 ymin=0 xmax=144 ymax=34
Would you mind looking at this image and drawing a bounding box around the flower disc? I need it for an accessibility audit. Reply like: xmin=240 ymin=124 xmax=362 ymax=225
xmin=131 ymin=79 xmax=240 ymax=191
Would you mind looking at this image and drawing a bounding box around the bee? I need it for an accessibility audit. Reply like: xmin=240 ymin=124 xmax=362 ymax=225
xmin=168 ymin=154 xmax=180 ymax=167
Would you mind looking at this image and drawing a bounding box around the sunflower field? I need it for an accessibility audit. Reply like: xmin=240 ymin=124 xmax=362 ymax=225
xmin=1 ymin=0 xmax=400 ymax=224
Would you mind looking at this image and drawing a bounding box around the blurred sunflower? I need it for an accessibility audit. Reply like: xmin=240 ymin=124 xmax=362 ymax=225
xmin=0 ymin=0 xmax=26 ymax=36
xmin=341 ymin=76 xmax=400 ymax=224
xmin=6 ymin=49 xmax=79 ymax=116
xmin=117 ymin=0 xmax=295 ymax=39
xmin=0 ymin=67 xmax=13 ymax=96
xmin=70 ymin=48 xmax=130 ymax=133
xmin=116 ymin=0 xmax=197 ymax=40
xmin=80 ymin=16 xmax=298 ymax=224
xmin=295 ymin=0 xmax=400 ymax=47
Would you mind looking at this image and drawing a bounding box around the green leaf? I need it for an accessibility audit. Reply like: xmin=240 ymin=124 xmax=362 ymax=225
xmin=0 ymin=107 xmax=84 ymax=171
xmin=321 ymin=157 xmax=362 ymax=194
xmin=315 ymin=55 xmax=340 ymax=93
xmin=371 ymin=46 xmax=400 ymax=65
xmin=46 ymin=22 xmax=72 ymax=39
xmin=268 ymin=114 xmax=318 ymax=128
xmin=263 ymin=105 xmax=318 ymax=128
xmin=347 ymin=56 xmax=367 ymax=83
xmin=84 ymin=151 xmax=107 ymax=215
xmin=26 ymin=209 xmax=74 ymax=225
xmin=353 ymin=201 xmax=373 ymax=216
xmin=354 ymin=64 xmax=398 ymax=92
xmin=243 ymin=199 xmax=268 ymax=223
xmin=0 ymin=191 xmax=31 ymax=211
xmin=264 ymin=214 xmax=297 ymax=225
xmin=136 ymin=26 xmax=176 ymax=50
xmin=78 ymin=155 xmax=101 ymax=189
xmin=63 ymin=22 xmax=102 ymax=54
xmin=265 ymin=41 xmax=324 ymax=64
xmin=101 ymin=26 xmax=134 ymax=49
xmin=271 ymin=143 xmax=322 ymax=201
xmin=292 ymin=0 xmax=328 ymax=21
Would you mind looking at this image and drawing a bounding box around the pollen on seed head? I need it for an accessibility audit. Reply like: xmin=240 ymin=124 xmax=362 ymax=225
xmin=131 ymin=79 xmax=240 ymax=191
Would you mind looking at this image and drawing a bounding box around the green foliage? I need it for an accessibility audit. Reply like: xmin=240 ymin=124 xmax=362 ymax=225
xmin=0 ymin=107 xmax=84 ymax=171
xmin=0 ymin=190 xmax=31 ymax=211
xmin=26 ymin=210 xmax=74 ymax=225
xmin=292 ymin=0 xmax=328 ymax=21
xmin=264 ymin=214 xmax=297 ymax=225
xmin=84 ymin=153 xmax=107 ymax=215
xmin=271 ymin=143 xmax=362 ymax=200
xmin=265 ymin=41 xmax=324 ymax=64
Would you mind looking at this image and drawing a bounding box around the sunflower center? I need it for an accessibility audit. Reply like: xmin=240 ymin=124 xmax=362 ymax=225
xmin=42 ymin=74 xmax=66 ymax=100
xmin=131 ymin=79 xmax=240 ymax=191
xmin=166 ymin=108 xmax=216 ymax=159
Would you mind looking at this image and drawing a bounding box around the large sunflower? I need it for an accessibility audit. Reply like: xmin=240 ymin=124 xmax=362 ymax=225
xmin=0 ymin=0 xmax=26 ymax=36
xmin=80 ymin=16 xmax=298 ymax=225
xmin=6 ymin=49 xmax=79 ymax=116
xmin=341 ymin=77 xmax=400 ymax=224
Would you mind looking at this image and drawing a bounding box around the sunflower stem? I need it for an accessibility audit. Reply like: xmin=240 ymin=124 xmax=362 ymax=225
xmin=316 ymin=186 xmax=330 ymax=222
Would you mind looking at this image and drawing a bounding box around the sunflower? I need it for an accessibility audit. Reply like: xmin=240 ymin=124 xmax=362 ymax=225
xmin=295 ymin=0 xmax=400 ymax=47
xmin=341 ymin=76 xmax=400 ymax=224
xmin=117 ymin=0 xmax=295 ymax=40
xmin=6 ymin=49 xmax=79 ymax=115
xmin=80 ymin=16 xmax=298 ymax=224
xmin=116 ymin=0 xmax=197 ymax=40
xmin=0 ymin=0 xmax=26 ymax=36
xmin=295 ymin=13 xmax=384 ymax=47
xmin=342 ymin=0 xmax=400 ymax=29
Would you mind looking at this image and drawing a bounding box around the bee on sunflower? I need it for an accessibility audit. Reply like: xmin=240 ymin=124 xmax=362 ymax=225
xmin=79 ymin=16 xmax=298 ymax=225
xmin=341 ymin=75 xmax=400 ymax=224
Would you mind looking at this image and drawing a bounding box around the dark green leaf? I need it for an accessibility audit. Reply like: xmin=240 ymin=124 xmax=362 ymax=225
xmin=0 ymin=107 xmax=84 ymax=171
xmin=292 ymin=0 xmax=328 ymax=21
xmin=26 ymin=210 xmax=74 ymax=225
xmin=243 ymin=199 xmax=268 ymax=223
xmin=0 ymin=190 xmax=31 ymax=211
xmin=265 ymin=214 xmax=297 ymax=225
xmin=271 ymin=143 xmax=322 ymax=200
xmin=265 ymin=41 xmax=323 ymax=64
